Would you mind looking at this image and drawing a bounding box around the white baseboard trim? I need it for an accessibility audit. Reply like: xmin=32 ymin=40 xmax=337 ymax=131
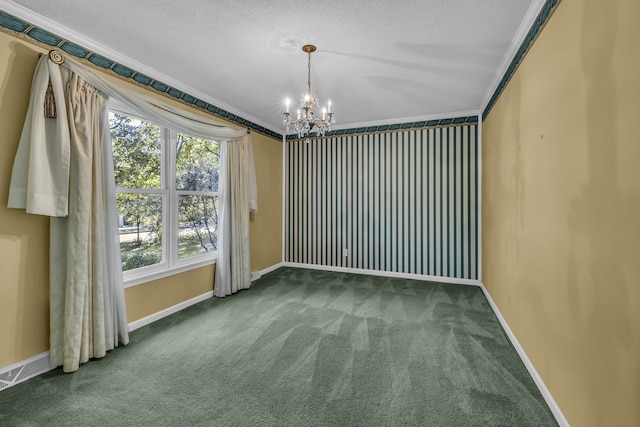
xmin=0 ymin=290 xmax=216 ymax=390
xmin=129 ymin=263 xmax=282 ymax=332
xmin=282 ymin=262 xmax=482 ymax=287
xmin=258 ymin=262 xmax=285 ymax=277
xmin=127 ymin=290 xmax=214 ymax=332
xmin=479 ymin=282 xmax=570 ymax=427
xmin=0 ymin=268 xmax=568 ymax=427
xmin=0 ymin=262 xmax=287 ymax=391
xmin=0 ymin=351 xmax=52 ymax=391
xmin=251 ymin=262 xmax=286 ymax=282
xmin=1 ymin=290 xmax=216 ymax=389
xmin=0 ymin=263 xmax=285 ymax=392
xmin=129 ymin=261 xmax=288 ymax=332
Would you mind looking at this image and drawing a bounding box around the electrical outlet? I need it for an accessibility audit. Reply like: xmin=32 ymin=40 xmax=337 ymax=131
xmin=343 ymin=248 xmax=348 ymax=257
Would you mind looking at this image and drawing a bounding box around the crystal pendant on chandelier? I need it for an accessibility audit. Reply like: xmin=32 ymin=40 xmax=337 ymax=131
xmin=282 ymin=44 xmax=334 ymax=143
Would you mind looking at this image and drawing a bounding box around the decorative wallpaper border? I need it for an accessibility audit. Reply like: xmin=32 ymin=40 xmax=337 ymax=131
xmin=0 ymin=2 xmax=558 ymax=140
xmin=0 ymin=10 xmax=282 ymax=140
xmin=482 ymin=0 xmax=561 ymax=119
xmin=286 ymin=115 xmax=479 ymax=141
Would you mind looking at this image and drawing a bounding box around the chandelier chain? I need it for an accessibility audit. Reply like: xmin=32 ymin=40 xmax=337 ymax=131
xmin=307 ymin=51 xmax=311 ymax=94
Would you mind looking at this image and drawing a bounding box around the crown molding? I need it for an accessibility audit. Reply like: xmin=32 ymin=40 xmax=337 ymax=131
xmin=0 ymin=0 xmax=280 ymax=136
xmin=285 ymin=110 xmax=479 ymax=140
xmin=0 ymin=0 xmax=538 ymax=137
xmin=329 ymin=109 xmax=480 ymax=132
xmin=480 ymin=0 xmax=561 ymax=120
xmin=479 ymin=0 xmax=546 ymax=115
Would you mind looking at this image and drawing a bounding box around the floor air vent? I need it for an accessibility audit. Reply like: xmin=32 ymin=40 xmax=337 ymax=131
xmin=0 ymin=353 xmax=52 ymax=391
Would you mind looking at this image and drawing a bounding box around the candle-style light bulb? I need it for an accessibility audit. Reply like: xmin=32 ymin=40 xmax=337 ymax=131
xmin=327 ymin=99 xmax=332 ymax=113
xmin=285 ymin=98 xmax=290 ymax=113
xmin=322 ymin=107 xmax=327 ymax=121
xmin=297 ymin=108 xmax=301 ymax=120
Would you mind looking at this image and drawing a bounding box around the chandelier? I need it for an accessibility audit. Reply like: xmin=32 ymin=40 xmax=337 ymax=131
xmin=282 ymin=44 xmax=334 ymax=142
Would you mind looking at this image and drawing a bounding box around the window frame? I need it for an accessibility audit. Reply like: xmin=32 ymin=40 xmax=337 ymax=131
xmin=110 ymin=102 xmax=219 ymax=288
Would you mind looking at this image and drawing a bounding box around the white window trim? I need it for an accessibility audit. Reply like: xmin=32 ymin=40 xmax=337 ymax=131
xmin=110 ymin=101 xmax=219 ymax=288
xmin=123 ymin=255 xmax=216 ymax=288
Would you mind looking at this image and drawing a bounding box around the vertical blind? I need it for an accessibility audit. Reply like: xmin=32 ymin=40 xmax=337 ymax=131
xmin=285 ymin=124 xmax=478 ymax=280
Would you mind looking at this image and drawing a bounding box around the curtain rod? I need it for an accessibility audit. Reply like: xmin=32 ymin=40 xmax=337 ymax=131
xmin=45 ymin=49 xmax=251 ymax=137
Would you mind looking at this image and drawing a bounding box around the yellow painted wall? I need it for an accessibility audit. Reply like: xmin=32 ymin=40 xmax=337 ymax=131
xmin=0 ymin=30 xmax=282 ymax=367
xmin=125 ymin=265 xmax=215 ymax=322
xmin=0 ymin=36 xmax=49 ymax=367
xmin=250 ymin=132 xmax=283 ymax=270
xmin=482 ymin=1 xmax=640 ymax=426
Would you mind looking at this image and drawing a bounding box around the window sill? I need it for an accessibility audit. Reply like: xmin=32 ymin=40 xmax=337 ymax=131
xmin=123 ymin=255 xmax=217 ymax=288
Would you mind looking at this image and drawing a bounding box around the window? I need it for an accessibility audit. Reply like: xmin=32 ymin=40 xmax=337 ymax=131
xmin=110 ymin=110 xmax=220 ymax=284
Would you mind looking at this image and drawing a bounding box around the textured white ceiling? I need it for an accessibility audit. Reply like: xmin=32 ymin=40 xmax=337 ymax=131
xmin=6 ymin=0 xmax=541 ymax=133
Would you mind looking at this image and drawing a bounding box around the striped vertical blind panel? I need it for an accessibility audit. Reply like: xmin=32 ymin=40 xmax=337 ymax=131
xmin=285 ymin=124 xmax=478 ymax=280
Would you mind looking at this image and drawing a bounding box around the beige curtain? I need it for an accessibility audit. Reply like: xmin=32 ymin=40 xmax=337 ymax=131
xmin=214 ymin=134 xmax=257 ymax=297
xmin=8 ymin=54 xmax=129 ymax=373
xmin=49 ymin=71 xmax=129 ymax=372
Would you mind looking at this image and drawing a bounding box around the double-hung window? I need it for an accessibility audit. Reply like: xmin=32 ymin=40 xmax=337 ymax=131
xmin=109 ymin=109 xmax=220 ymax=285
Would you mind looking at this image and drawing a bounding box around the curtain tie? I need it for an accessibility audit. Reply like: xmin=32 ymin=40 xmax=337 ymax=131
xmin=43 ymin=50 xmax=65 ymax=119
xmin=44 ymin=80 xmax=56 ymax=119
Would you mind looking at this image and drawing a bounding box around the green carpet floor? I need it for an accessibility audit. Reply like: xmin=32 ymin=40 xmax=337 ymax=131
xmin=0 ymin=267 xmax=558 ymax=426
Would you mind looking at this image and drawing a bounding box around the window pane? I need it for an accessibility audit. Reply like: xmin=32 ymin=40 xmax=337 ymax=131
xmin=176 ymin=133 xmax=219 ymax=192
xmin=117 ymin=193 xmax=163 ymax=271
xmin=178 ymin=195 xmax=218 ymax=258
xmin=110 ymin=112 xmax=161 ymax=189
